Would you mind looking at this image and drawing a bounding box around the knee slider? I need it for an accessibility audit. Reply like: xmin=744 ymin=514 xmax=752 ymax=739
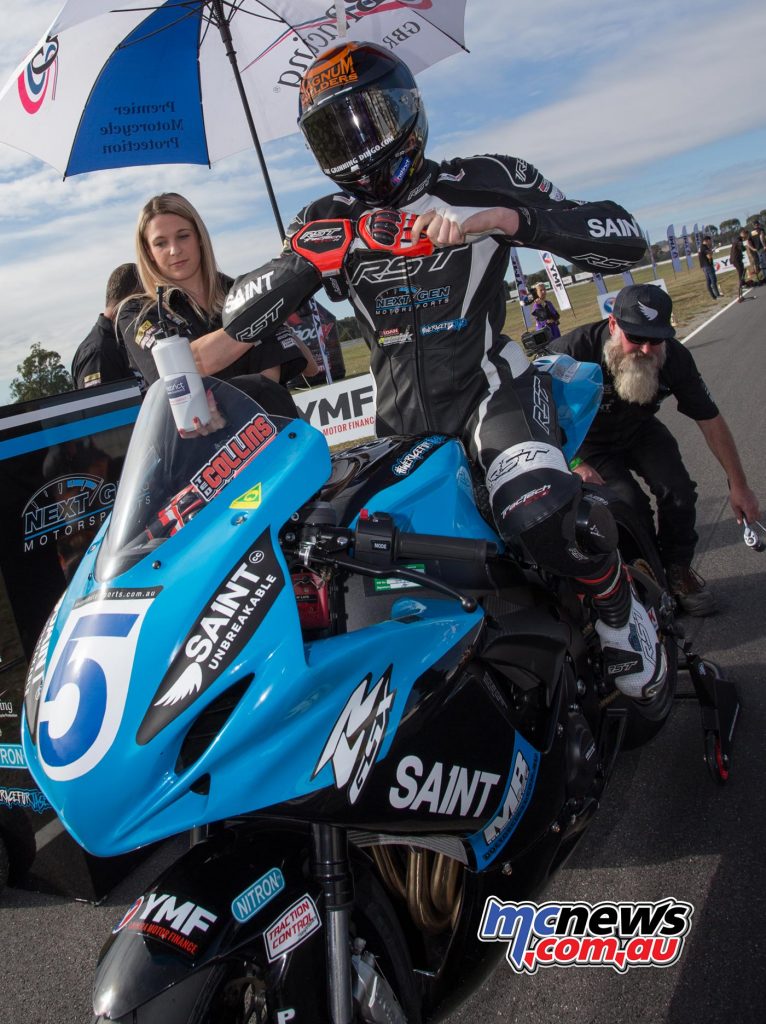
xmin=574 ymin=494 xmax=619 ymax=557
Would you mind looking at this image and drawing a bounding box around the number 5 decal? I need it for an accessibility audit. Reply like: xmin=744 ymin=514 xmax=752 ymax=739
xmin=38 ymin=598 xmax=152 ymax=782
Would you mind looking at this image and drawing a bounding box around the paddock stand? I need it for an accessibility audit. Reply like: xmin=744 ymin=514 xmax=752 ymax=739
xmin=673 ymin=638 xmax=741 ymax=784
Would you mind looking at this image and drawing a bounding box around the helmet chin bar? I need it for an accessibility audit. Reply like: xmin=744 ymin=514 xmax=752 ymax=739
xmin=331 ymin=123 xmax=428 ymax=206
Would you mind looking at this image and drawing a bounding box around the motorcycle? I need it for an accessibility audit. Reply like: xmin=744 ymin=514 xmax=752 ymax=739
xmin=22 ymin=367 xmax=683 ymax=1023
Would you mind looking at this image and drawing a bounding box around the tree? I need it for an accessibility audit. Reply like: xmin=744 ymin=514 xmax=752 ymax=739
xmin=719 ymin=218 xmax=741 ymax=234
xmin=703 ymin=224 xmax=719 ymax=238
xmin=10 ymin=342 xmax=72 ymax=403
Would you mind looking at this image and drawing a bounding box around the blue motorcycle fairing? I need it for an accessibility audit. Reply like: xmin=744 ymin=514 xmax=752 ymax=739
xmin=21 ymin=417 xmax=334 ymax=853
xmin=22 ymin=488 xmax=484 ymax=855
xmin=533 ymin=353 xmax=603 ymax=460
xmin=340 ymin=436 xmax=501 ymax=544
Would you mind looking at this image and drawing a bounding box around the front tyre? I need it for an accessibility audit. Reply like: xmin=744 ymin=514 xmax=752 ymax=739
xmin=93 ymin=867 xmax=420 ymax=1024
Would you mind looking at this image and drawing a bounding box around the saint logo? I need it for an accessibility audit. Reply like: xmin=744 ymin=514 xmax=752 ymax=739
xmin=313 ymin=667 xmax=395 ymax=804
xmin=638 ymin=301 xmax=659 ymax=321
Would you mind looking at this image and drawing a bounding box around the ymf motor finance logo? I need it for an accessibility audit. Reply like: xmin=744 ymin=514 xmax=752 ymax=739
xmin=18 ymin=36 xmax=59 ymax=114
xmin=479 ymin=897 xmax=693 ymax=973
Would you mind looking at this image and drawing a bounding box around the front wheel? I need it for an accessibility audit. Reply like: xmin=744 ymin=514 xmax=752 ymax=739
xmin=93 ymin=867 xmax=420 ymax=1024
xmin=609 ymin=497 xmax=678 ymax=748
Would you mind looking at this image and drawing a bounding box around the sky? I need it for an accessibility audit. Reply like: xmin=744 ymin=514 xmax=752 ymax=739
xmin=0 ymin=0 xmax=765 ymax=404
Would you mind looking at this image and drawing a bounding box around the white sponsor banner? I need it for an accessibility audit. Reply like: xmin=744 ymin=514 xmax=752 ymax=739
xmin=509 ymin=248 xmax=534 ymax=328
xmin=293 ymin=373 xmax=375 ymax=446
xmin=539 ymin=251 xmax=572 ymax=311
xmin=713 ymin=252 xmax=747 ymax=275
xmin=596 ymin=278 xmax=669 ymax=319
xmin=666 ymin=225 xmax=682 ymax=273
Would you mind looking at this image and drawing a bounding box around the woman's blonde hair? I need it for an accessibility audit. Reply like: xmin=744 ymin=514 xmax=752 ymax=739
xmin=134 ymin=192 xmax=227 ymax=317
xmin=534 ymin=282 xmax=547 ymax=297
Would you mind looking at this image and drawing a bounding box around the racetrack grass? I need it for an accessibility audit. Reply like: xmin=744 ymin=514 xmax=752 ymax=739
xmin=337 ymin=260 xmax=747 ymax=381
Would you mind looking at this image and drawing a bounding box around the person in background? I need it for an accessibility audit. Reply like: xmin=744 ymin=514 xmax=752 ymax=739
xmin=71 ymin=262 xmax=141 ymax=389
xmin=698 ymin=235 xmax=721 ymax=300
xmin=550 ymin=283 xmax=760 ymax=616
xmin=529 ymin=282 xmax=561 ymax=338
xmin=729 ymin=229 xmax=748 ymax=302
xmin=753 ymin=220 xmax=766 ymax=278
xmin=118 ymin=193 xmax=317 ymax=417
xmin=747 ymin=223 xmax=765 ymax=285
xmin=223 ymin=41 xmax=670 ymax=701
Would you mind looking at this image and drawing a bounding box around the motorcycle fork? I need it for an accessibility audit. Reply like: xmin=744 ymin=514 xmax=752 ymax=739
xmin=312 ymin=823 xmax=354 ymax=1023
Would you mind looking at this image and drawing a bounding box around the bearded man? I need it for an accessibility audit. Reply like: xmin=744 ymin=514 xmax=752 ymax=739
xmin=549 ymin=284 xmax=760 ymax=615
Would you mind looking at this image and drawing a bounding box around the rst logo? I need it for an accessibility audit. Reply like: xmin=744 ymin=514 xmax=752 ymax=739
xmin=349 ymin=248 xmax=462 ymax=286
xmin=22 ymin=474 xmax=116 ymax=553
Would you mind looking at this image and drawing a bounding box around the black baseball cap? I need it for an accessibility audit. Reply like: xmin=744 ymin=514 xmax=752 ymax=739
xmin=612 ymin=283 xmax=675 ymax=341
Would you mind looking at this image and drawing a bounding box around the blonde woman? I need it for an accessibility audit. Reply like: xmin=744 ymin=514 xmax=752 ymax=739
xmin=118 ymin=193 xmax=315 ymax=412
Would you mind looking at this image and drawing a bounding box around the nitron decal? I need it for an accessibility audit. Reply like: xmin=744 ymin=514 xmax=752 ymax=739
xmin=231 ymin=867 xmax=285 ymax=923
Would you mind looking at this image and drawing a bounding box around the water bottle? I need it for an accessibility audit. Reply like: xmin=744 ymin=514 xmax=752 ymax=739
xmin=150 ymin=287 xmax=210 ymax=433
xmin=152 ymin=332 xmax=210 ymax=433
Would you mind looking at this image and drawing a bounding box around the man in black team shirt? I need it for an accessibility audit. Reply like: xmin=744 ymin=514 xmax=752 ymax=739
xmin=222 ymin=41 xmax=667 ymax=699
xmin=550 ymin=284 xmax=760 ymax=615
xmin=71 ymin=262 xmax=141 ymax=389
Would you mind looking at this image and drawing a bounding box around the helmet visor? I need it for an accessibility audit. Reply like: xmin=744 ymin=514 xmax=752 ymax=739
xmin=300 ymin=85 xmax=419 ymax=181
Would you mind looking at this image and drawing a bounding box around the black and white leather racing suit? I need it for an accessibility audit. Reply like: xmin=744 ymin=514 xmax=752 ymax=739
xmin=223 ymin=153 xmax=647 ymax=575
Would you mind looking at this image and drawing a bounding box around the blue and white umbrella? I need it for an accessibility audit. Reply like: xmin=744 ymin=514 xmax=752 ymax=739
xmin=0 ymin=0 xmax=467 ymax=231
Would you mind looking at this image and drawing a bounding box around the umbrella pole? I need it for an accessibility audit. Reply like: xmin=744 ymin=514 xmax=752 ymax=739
xmin=210 ymin=2 xmax=333 ymax=383
xmin=211 ymin=0 xmax=286 ymax=239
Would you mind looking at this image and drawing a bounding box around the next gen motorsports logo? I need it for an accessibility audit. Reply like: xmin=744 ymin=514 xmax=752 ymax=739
xmin=22 ymin=474 xmax=116 ymax=553
xmin=478 ymin=898 xmax=693 ymax=973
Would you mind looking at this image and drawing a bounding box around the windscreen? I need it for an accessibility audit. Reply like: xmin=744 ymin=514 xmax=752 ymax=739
xmin=95 ymin=377 xmax=292 ymax=580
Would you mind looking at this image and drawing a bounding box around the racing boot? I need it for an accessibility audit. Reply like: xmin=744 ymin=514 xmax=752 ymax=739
xmin=578 ymin=554 xmax=667 ymax=700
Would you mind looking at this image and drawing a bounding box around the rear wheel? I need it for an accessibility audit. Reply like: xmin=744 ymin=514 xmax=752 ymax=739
xmin=609 ymin=498 xmax=678 ymax=747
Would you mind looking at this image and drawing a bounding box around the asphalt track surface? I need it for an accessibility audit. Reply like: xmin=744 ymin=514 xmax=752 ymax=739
xmin=1 ymin=286 xmax=765 ymax=1024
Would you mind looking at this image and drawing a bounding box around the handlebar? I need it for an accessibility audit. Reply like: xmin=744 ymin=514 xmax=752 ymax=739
xmin=395 ymin=530 xmax=497 ymax=564
xmin=355 ymin=510 xmax=496 ymax=568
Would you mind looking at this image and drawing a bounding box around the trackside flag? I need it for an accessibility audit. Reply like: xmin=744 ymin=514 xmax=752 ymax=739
xmin=592 ymin=273 xmax=608 ymax=295
xmin=621 ymin=271 xmax=635 ymax=286
xmin=539 ymin=251 xmax=572 ymax=311
xmin=509 ymin=248 xmax=534 ymax=328
xmin=645 ymin=229 xmax=659 ymax=278
xmin=693 ymin=223 xmax=703 ymax=252
xmin=681 ymin=225 xmax=693 ymax=269
xmin=667 ymin=225 xmax=682 ymax=273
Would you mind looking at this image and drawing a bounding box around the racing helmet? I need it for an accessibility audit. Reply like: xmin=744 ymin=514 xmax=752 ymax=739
xmin=298 ymin=41 xmax=428 ymax=205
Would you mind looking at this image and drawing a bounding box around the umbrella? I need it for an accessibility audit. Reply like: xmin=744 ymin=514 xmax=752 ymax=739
xmin=0 ymin=0 xmax=468 ymax=237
